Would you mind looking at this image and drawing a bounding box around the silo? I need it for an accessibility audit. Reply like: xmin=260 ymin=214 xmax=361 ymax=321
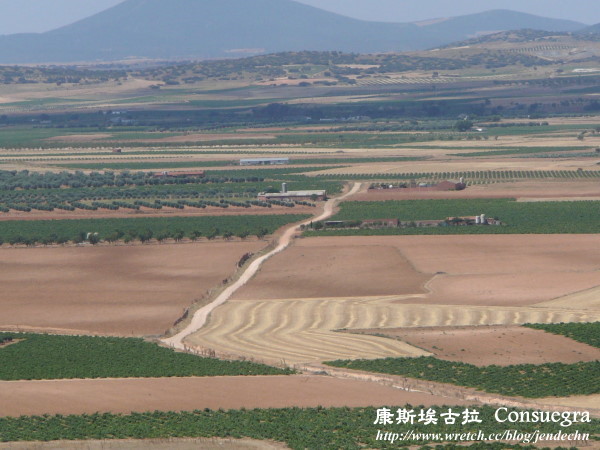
xmin=475 ymin=216 xmax=481 ymax=224
xmin=282 ymin=183 xmax=288 ymax=193
xmin=480 ymin=214 xmax=486 ymax=224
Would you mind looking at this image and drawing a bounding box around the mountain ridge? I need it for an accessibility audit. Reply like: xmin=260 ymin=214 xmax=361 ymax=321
xmin=0 ymin=0 xmax=587 ymax=64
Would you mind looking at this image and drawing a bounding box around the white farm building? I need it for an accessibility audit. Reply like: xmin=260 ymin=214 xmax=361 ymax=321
xmin=240 ymin=157 xmax=289 ymax=166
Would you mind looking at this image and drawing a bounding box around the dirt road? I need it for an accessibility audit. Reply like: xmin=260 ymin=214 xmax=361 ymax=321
xmin=162 ymin=183 xmax=362 ymax=350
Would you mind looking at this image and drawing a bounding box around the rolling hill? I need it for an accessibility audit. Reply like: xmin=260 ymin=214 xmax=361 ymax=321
xmin=0 ymin=0 xmax=586 ymax=63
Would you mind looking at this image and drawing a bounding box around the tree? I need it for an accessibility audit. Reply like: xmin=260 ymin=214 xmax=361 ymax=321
xmin=236 ymin=230 xmax=249 ymax=240
xmin=189 ymin=230 xmax=202 ymax=241
xmin=454 ymin=119 xmax=473 ymax=132
xmin=255 ymin=228 xmax=269 ymax=239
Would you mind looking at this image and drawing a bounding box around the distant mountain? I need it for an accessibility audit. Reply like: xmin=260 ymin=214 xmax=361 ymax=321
xmin=421 ymin=9 xmax=583 ymax=42
xmin=0 ymin=0 xmax=586 ymax=63
xmin=577 ymin=23 xmax=600 ymax=34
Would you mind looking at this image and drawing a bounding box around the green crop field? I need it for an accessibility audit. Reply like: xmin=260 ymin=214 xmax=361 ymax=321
xmin=0 ymin=333 xmax=291 ymax=380
xmin=0 ymin=214 xmax=309 ymax=245
xmin=325 ymin=356 xmax=599 ymax=398
xmin=0 ymin=407 xmax=596 ymax=448
xmin=306 ymin=198 xmax=600 ymax=236
xmin=525 ymin=322 xmax=600 ymax=349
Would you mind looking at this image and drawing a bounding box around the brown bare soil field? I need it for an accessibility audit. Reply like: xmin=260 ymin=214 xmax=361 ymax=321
xmin=0 ymin=205 xmax=316 ymax=221
xmin=350 ymin=325 xmax=600 ymax=366
xmin=0 ymin=242 xmax=264 ymax=336
xmin=0 ymin=375 xmax=467 ymax=417
xmin=234 ymin=235 xmax=600 ymax=307
xmin=353 ymin=180 xmax=600 ymax=201
xmin=232 ymin=239 xmax=430 ymax=300
xmin=0 ymin=438 xmax=288 ymax=450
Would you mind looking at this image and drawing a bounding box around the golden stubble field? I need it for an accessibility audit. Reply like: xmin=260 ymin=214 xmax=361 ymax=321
xmin=185 ymin=235 xmax=600 ymax=365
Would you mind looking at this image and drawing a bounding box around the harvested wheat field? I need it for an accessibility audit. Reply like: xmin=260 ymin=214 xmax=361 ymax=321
xmin=185 ymin=235 xmax=600 ymax=364
xmin=0 ymin=242 xmax=264 ymax=336
xmin=536 ymin=285 xmax=600 ymax=310
xmin=349 ymin=325 xmax=600 ymax=367
xmin=232 ymin=240 xmax=429 ymax=300
xmin=0 ymin=375 xmax=467 ymax=417
xmin=186 ymin=296 xmax=599 ymax=365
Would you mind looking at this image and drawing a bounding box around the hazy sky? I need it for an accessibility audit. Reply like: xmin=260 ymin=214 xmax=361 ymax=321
xmin=0 ymin=0 xmax=597 ymax=35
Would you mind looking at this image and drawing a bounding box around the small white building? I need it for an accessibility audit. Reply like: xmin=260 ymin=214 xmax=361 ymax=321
xmin=240 ymin=157 xmax=289 ymax=166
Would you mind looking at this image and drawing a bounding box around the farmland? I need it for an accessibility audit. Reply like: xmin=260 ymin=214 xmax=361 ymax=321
xmin=0 ymin=214 xmax=309 ymax=245
xmin=325 ymin=356 xmax=600 ymax=398
xmin=0 ymin=333 xmax=291 ymax=380
xmin=525 ymin=322 xmax=600 ymax=348
xmin=0 ymin=169 xmax=342 ymax=220
xmin=1 ymin=39 xmax=600 ymax=447
xmin=348 ymin=325 xmax=600 ymax=367
xmin=0 ymin=406 xmax=596 ymax=448
xmin=307 ymin=198 xmax=600 ymax=235
xmin=0 ymin=376 xmax=469 ymax=417
xmin=0 ymin=241 xmax=266 ymax=336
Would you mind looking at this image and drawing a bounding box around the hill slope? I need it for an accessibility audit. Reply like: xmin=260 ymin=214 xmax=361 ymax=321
xmin=0 ymin=0 xmax=586 ymax=63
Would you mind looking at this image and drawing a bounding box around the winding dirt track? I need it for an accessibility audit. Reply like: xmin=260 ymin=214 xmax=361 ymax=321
xmin=162 ymin=183 xmax=362 ymax=350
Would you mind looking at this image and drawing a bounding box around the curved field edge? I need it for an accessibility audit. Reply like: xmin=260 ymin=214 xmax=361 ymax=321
xmin=524 ymin=322 xmax=600 ymax=349
xmin=0 ymin=333 xmax=291 ymax=380
xmin=0 ymin=407 xmax=597 ymax=448
xmin=324 ymin=356 xmax=599 ymax=398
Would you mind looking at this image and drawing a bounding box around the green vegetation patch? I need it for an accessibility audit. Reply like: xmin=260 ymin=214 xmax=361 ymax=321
xmin=525 ymin=322 xmax=600 ymax=349
xmin=325 ymin=356 xmax=600 ymax=398
xmin=0 ymin=407 xmax=596 ymax=447
xmin=0 ymin=214 xmax=309 ymax=244
xmin=0 ymin=333 xmax=291 ymax=380
xmin=306 ymin=198 xmax=600 ymax=235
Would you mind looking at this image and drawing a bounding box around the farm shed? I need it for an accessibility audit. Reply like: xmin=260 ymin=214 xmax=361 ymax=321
xmin=258 ymin=190 xmax=326 ymax=201
xmin=240 ymin=158 xmax=289 ymax=166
